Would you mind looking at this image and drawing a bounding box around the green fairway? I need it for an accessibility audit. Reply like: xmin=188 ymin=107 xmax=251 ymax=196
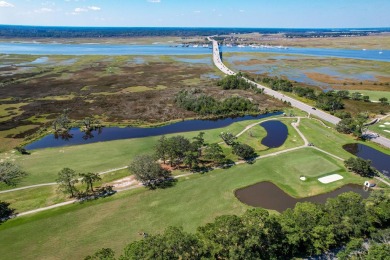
xmin=237 ymin=118 xmax=304 ymax=155
xmin=0 ymin=148 xmax=364 ymax=260
xmin=368 ymin=117 xmax=390 ymax=139
xmin=299 ymin=118 xmax=390 ymax=158
xmin=0 ymin=114 xmax=286 ymax=188
xmin=349 ymin=90 xmax=390 ymax=102
xmin=0 ymin=169 xmax=131 ymax=212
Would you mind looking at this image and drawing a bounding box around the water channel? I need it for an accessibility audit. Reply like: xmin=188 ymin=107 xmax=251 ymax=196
xmin=235 ymin=181 xmax=369 ymax=212
xmin=343 ymin=143 xmax=390 ymax=178
xmin=25 ymin=112 xmax=283 ymax=150
xmin=0 ymin=43 xmax=388 ymax=62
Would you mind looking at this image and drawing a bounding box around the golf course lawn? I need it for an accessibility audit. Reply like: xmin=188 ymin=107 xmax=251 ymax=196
xmin=0 ymin=169 xmax=131 ymax=213
xmin=368 ymin=117 xmax=390 ymax=139
xmin=299 ymin=118 xmax=390 ymax=158
xmin=0 ymin=148 xmax=364 ymax=260
xmin=0 ymin=114 xmax=291 ymax=188
xmin=237 ymin=118 xmax=304 ymax=154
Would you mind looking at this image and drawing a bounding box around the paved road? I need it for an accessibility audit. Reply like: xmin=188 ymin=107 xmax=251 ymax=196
xmin=208 ymin=37 xmax=390 ymax=149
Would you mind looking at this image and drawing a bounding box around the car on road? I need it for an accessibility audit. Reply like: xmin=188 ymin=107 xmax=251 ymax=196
xmin=311 ymin=107 xmax=316 ymax=110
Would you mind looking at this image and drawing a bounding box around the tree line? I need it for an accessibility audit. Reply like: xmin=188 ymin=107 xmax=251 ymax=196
xmin=85 ymin=190 xmax=390 ymax=259
xmin=175 ymin=88 xmax=259 ymax=116
xmin=129 ymin=132 xmax=257 ymax=188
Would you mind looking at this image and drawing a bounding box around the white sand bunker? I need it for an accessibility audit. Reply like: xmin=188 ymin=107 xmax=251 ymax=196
xmin=379 ymin=125 xmax=386 ymax=128
xmin=300 ymin=176 xmax=306 ymax=181
xmin=384 ymin=122 xmax=390 ymax=125
xmin=384 ymin=130 xmax=390 ymax=133
xmin=318 ymin=174 xmax=343 ymax=184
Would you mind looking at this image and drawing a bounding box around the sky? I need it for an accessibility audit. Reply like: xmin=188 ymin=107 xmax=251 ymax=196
xmin=0 ymin=0 xmax=389 ymax=28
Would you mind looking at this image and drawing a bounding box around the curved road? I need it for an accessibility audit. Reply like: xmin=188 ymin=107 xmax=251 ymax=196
xmin=208 ymin=37 xmax=390 ymax=148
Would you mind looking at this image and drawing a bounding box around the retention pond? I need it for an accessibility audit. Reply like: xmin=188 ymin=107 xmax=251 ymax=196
xmin=235 ymin=181 xmax=369 ymax=212
xmin=260 ymin=120 xmax=288 ymax=148
xmin=343 ymin=143 xmax=390 ymax=178
xmin=25 ymin=112 xmax=282 ymax=150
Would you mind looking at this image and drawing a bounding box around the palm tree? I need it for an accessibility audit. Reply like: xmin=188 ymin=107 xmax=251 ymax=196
xmin=79 ymin=172 xmax=101 ymax=192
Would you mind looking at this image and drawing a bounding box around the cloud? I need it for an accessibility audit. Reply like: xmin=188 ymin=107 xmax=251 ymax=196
xmin=34 ymin=7 xmax=53 ymax=13
xmin=74 ymin=7 xmax=88 ymax=12
xmin=147 ymin=0 xmax=161 ymax=3
xmin=88 ymin=6 xmax=101 ymax=11
xmin=74 ymin=6 xmax=101 ymax=13
xmin=0 ymin=1 xmax=14 ymax=7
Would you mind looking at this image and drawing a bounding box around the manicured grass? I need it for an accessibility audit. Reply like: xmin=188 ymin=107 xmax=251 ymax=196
xmin=0 ymin=148 xmax=364 ymax=260
xmin=0 ymin=186 xmax=67 ymax=213
xmin=349 ymin=90 xmax=390 ymax=102
xmin=0 ymin=169 xmax=131 ymax=213
xmin=299 ymin=118 xmax=390 ymax=158
xmin=237 ymin=118 xmax=304 ymax=156
xmin=0 ymin=114 xmax=284 ymax=188
xmin=368 ymin=117 xmax=390 ymax=139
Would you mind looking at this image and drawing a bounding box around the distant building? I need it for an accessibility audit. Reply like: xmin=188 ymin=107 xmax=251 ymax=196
xmin=364 ymin=180 xmax=376 ymax=188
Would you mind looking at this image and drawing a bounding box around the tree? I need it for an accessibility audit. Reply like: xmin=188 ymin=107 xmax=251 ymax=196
xmin=183 ymin=151 xmax=199 ymax=170
xmin=122 ymin=226 xmax=204 ymax=259
xmin=337 ymin=238 xmax=366 ymax=260
xmin=379 ymin=97 xmax=389 ymax=105
xmin=56 ymin=168 xmax=79 ymax=197
xmin=0 ymin=201 xmax=16 ymax=224
xmin=366 ymin=243 xmax=390 ymax=260
xmin=53 ymin=108 xmax=71 ymax=132
xmin=129 ymin=154 xmax=171 ymax=187
xmin=232 ymin=143 xmax=256 ymax=160
xmin=0 ymin=161 xmax=28 ymax=186
xmin=154 ymin=135 xmax=169 ymax=164
xmin=351 ymin=92 xmax=362 ymax=100
xmin=80 ymin=172 xmax=101 ymax=192
xmin=362 ymin=95 xmax=370 ymax=102
xmin=197 ymin=215 xmax=247 ymax=259
xmin=84 ymin=248 xmax=115 ymax=260
xmin=204 ymin=143 xmax=227 ymax=166
xmin=344 ymin=157 xmax=377 ymax=177
xmin=219 ymin=132 xmax=237 ymax=146
xmin=337 ymin=90 xmax=350 ymax=99
xmin=324 ymin=192 xmax=370 ymax=242
xmin=192 ymin=132 xmax=205 ymax=157
xmin=166 ymin=136 xmax=191 ymax=166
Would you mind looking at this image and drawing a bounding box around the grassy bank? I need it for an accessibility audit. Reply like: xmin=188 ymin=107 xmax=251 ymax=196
xmin=0 ymin=148 xmax=364 ymax=260
xmin=0 ymin=114 xmax=286 ymax=188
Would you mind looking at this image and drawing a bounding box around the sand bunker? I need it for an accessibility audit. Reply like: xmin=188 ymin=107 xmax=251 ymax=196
xmin=384 ymin=122 xmax=390 ymax=125
xmin=300 ymin=176 xmax=307 ymax=181
xmin=379 ymin=125 xmax=386 ymax=127
xmin=384 ymin=130 xmax=390 ymax=133
xmin=318 ymin=174 xmax=344 ymax=184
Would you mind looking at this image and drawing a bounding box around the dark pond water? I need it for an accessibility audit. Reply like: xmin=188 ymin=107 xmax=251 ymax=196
xmin=235 ymin=181 xmax=369 ymax=212
xmin=260 ymin=120 xmax=288 ymax=148
xmin=343 ymin=143 xmax=390 ymax=178
xmin=25 ymin=112 xmax=282 ymax=150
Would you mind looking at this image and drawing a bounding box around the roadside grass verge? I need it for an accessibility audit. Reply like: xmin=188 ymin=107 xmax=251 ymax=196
xmin=0 ymin=148 xmax=364 ymax=260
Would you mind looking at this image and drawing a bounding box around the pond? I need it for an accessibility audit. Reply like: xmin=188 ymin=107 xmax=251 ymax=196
xmin=25 ymin=112 xmax=282 ymax=150
xmin=343 ymin=143 xmax=390 ymax=177
xmin=260 ymin=120 xmax=288 ymax=148
xmin=235 ymin=181 xmax=369 ymax=212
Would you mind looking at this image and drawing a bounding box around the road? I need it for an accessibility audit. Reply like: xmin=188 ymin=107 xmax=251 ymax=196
xmin=208 ymin=37 xmax=390 ymax=148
